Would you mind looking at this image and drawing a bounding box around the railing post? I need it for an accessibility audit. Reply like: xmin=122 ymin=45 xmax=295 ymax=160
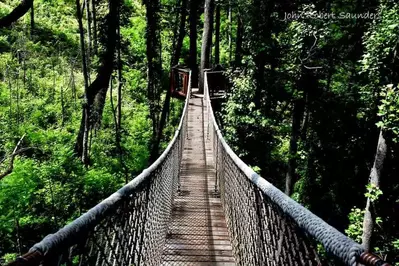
xmin=177 ymin=132 xmax=181 ymax=195
xmin=215 ymin=135 xmax=219 ymax=194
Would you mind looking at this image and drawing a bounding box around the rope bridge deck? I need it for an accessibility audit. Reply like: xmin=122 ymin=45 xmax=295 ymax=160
xmin=161 ymin=94 xmax=235 ymax=265
xmin=7 ymin=72 xmax=391 ymax=266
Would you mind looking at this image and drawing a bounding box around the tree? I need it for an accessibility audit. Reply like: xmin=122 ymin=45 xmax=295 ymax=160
xmin=75 ymin=0 xmax=90 ymax=165
xmin=214 ymin=2 xmax=221 ymax=65
xmin=75 ymin=0 xmax=118 ymax=165
xmin=199 ymin=0 xmax=215 ymax=93
xmin=189 ymin=0 xmax=199 ymax=87
xmin=0 ymin=0 xmax=34 ymax=28
xmin=144 ymin=0 xmax=162 ymax=164
xmin=150 ymin=0 xmax=188 ymax=162
xmin=234 ymin=12 xmax=243 ymax=68
xmin=0 ymin=135 xmax=31 ymax=180
xmin=362 ymin=129 xmax=387 ymax=250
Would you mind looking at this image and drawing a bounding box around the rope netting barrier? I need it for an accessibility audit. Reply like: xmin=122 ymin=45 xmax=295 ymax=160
xmin=6 ymin=70 xmax=391 ymax=266
xmin=8 ymin=74 xmax=192 ymax=266
xmin=203 ymin=72 xmax=391 ymax=266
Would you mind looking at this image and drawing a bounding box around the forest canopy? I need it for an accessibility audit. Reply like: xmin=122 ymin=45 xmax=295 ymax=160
xmin=0 ymin=0 xmax=398 ymax=264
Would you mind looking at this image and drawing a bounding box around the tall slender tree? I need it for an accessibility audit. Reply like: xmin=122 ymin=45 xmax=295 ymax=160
xmin=75 ymin=0 xmax=118 ymax=165
xmin=144 ymin=0 xmax=162 ymax=164
xmin=199 ymin=0 xmax=215 ymax=93
xmin=150 ymin=0 xmax=188 ymax=162
xmin=234 ymin=13 xmax=243 ymax=68
xmin=189 ymin=0 xmax=199 ymax=87
xmin=214 ymin=2 xmax=221 ymax=65
xmin=362 ymin=130 xmax=387 ymax=250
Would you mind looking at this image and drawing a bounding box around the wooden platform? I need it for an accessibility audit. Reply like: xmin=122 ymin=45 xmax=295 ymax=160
xmin=161 ymin=97 xmax=235 ymax=265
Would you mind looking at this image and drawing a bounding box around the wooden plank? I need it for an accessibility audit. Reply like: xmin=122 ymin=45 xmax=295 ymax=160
xmin=161 ymin=97 xmax=235 ymax=265
xmin=162 ymin=262 xmax=235 ymax=266
xmin=163 ymin=254 xmax=235 ymax=263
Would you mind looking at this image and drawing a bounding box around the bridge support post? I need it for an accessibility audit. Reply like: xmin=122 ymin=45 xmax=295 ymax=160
xmin=215 ymin=137 xmax=219 ymax=194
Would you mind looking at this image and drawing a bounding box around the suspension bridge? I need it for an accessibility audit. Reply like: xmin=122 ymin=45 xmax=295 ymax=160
xmin=8 ymin=72 xmax=390 ymax=266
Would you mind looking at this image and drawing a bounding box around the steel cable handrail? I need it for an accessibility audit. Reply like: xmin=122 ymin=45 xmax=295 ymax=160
xmin=8 ymin=72 xmax=192 ymax=266
xmin=203 ymin=71 xmax=390 ymax=266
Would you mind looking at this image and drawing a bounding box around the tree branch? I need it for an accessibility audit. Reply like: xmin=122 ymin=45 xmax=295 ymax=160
xmin=0 ymin=134 xmax=31 ymax=180
xmin=0 ymin=0 xmax=34 ymax=28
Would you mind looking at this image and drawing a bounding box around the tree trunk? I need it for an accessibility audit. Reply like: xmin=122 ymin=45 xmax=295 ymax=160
xmin=92 ymin=0 xmax=98 ymax=55
xmin=86 ymin=0 xmax=92 ymax=56
xmin=199 ymin=0 xmax=215 ymax=93
xmin=116 ymin=7 xmax=128 ymax=182
xmin=117 ymin=15 xmax=122 ymax=130
xmin=14 ymin=217 xmax=22 ymax=255
xmin=362 ymin=129 xmax=387 ymax=251
xmin=189 ymin=0 xmax=199 ymax=87
xmin=228 ymin=0 xmax=232 ymax=64
xmin=144 ymin=0 xmax=162 ymax=164
xmin=234 ymin=14 xmax=243 ymax=68
xmin=30 ymin=4 xmax=34 ymax=34
xmin=61 ymin=85 xmax=65 ymax=126
xmin=150 ymin=0 xmax=188 ymax=163
xmin=253 ymin=52 xmax=266 ymax=109
xmin=285 ymin=96 xmax=305 ymax=195
xmin=75 ymin=0 xmax=118 ymax=164
xmin=76 ymin=0 xmax=90 ymax=165
xmin=214 ymin=3 xmax=220 ymax=65
xmin=171 ymin=0 xmax=188 ymax=67
xmin=0 ymin=0 xmax=34 ymax=28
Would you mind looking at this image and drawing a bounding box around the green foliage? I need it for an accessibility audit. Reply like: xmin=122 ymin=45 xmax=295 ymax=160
xmin=365 ymin=183 xmax=383 ymax=202
xmin=220 ymin=0 xmax=399 ymax=262
xmin=345 ymin=208 xmax=365 ymax=243
xmin=0 ymin=0 xmax=184 ymax=259
xmin=361 ymin=3 xmax=399 ymax=83
xmin=377 ymin=85 xmax=399 ymax=141
xmin=2 ymin=253 xmax=17 ymax=264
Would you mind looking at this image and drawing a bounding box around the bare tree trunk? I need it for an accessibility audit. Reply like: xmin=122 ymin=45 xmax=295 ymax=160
xmin=171 ymin=0 xmax=187 ymax=67
xmin=23 ymin=53 xmax=26 ymax=90
xmin=75 ymin=0 xmax=118 ymax=164
xmin=117 ymin=6 xmax=128 ymax=182
xmin=92 ymin=0 xmax=98 ymax=55
xmin=144 ymin=0 xmax=162 ymax=164
xmin=199 ymin=0 xmax=215 ymax=93
xmin=14 ymin=217 xmax=22 ymax=255
xmin=8 ymin=72 xmax=12 ymax=124
xmin=16 ymin=72 xmax=20 ymax=125
xmin=189 ymin=0 xmax=198 ymax=87
xmin=76 ymin=0 xmax=90 ymax=165
xmin=30 ymin=4 xmax=34 ymax=35
xmin=0 ymin=0 xmax=34 ymax=28
xmin=214 ymin=3 xmax=220 ymax=65
xmin=228 ymin=0 xmax=232 ymax=64
xmin=150 ymin=0 xmax=188 ymax=163
xmin=71 ymin=60 xmax=77 ymax=106
xmin=234 ymin=13 xmax=243 ymax=68
xmin=61 ymin=85 xmax=65 ymax=126
xmin=362 ymin=129 xmax=387 ymax=251
xmin=0 ymin=135 xmax=31 ymax=180
xmin=117 ymin=15 xmax=122 ymax=129
xmin=86 ymin=0 xmax=92 ymax=56
xmin=285 ymin=97 xmax=304 ymax=195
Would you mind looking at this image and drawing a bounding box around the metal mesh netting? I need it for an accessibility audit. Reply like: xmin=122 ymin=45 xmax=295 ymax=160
xmin=9 ymin=75 xmax=191 ymax=266
xmin=203 ymin=72 xmax=388 ymax=266
xmin=8 ymin=71 xmax=391 ymax=266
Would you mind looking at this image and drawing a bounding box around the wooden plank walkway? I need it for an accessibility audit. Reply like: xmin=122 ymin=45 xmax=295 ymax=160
xmin=161 ymin=95 xmax=235 ymax=266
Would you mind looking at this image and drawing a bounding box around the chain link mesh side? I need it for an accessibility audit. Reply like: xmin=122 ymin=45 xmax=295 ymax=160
xmin=203 ymin=72 xmax=390 ymax=266
xmin=8 ymin=74 xmax=192 ymax=266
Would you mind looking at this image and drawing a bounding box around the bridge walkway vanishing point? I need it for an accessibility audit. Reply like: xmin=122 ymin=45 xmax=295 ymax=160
xmin=7 ymin=72 xmax=391 ymax=266
xmin=161 ymin=93 xmax=235 ymax=265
